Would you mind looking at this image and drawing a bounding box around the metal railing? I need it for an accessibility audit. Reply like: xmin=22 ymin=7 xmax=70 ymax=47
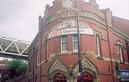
xmin=0 ymin=37 xmax=31 ymax=60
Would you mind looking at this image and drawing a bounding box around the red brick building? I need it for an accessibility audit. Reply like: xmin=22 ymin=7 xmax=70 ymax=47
xmin=27 ymin=0 xmax=129 ymax=82
xmin=0 ymin=59 xmax=9 ymax=82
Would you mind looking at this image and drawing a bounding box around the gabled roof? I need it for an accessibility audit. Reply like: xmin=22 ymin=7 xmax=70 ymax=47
xmin=112 ymin=16 xmax=129 ymax=36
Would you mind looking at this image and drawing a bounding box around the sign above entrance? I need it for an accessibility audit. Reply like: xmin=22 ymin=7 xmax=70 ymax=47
xmin=48 ymin=25 xmax=93 ymax=39
xmin=50 ymin=20 xmax=76 ymax=32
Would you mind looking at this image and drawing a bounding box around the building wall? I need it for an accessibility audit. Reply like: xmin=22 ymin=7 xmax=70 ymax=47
xmin=0 ymin=60 xmax=9 ymax=82
xmin=27 ymin=0 xmax=129 ymax=82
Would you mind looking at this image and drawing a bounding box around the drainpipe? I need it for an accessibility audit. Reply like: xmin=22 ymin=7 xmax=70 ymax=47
xmin=105 ymin=8 xmax=115 ymax=82
xmin=32 ymin=47 xmax=35 ymax=82
xmin=45 ymin=39 xmax=48 ymax=62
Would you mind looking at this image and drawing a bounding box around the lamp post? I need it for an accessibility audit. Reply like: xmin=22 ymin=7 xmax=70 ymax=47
xmin=62 ymin=0 xmax=83 ymax=81
xmin=75 ymin=0 xmax=83 ymax=82
xmin=76 ymin=10 xmax=83 ymax=82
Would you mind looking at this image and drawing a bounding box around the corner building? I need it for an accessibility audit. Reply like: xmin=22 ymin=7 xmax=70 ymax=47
xmin=27 ymin=0 xmax=129 ymax=82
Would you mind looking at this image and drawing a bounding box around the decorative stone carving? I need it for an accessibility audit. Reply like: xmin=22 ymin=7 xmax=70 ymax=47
xmin=73 ymin=56 xmax=98 ymax=78
xmin=48 ymin=60 xmax=68 ymax=78
xmin=62 ymin=0 xmax=74 ymax=10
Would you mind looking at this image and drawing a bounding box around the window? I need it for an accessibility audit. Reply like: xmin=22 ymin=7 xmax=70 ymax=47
xmin=72 ymin=34 xmax=78 ymax=51
xmin=96 ymin=33 xmax=101 ymax=56
xmin=117 ymin=43 xmax=123 ymax=62
xmin=61 ymin=35 xmax=67 ymax=52
xmin=53 ymin=73 xmax=67 ymax=82
xmin=77 ymin=71 xmax=94 ymax=82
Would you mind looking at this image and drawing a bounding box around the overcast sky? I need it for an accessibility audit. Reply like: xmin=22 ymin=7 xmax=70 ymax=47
xmin=0 ymin=0 xmax=129 ymax=42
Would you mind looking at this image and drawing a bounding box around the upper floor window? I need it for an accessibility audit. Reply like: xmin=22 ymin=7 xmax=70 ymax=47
xmin=61 ymin=35 xmax=68 ymax=52
xmin=96 ymin=33 xmax=101 ymax=56
xmin=117 ymin=42 xmax=124 ymax=62
xmin=72 ymin=34 xmax=78 ymax=52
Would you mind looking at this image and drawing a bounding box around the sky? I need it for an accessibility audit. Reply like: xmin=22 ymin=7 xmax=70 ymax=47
xmin=0 ymin=0 xmax=129 ymax=42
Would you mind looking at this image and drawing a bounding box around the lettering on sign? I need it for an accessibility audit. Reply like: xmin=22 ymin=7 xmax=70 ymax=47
xmin=45 ymin=10 xmax=106 ymax=25
xmin=48 ymin=24 xmax=93 ymax=39
xmin=51 ymin=20 xmax=76 ymax=32
xmin=50 ymin=19 xmax=91 ymax=32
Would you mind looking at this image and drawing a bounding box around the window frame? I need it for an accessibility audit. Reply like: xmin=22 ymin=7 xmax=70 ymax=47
xmin=95 ymin=33 xmax=101 ymax=57
xmin=117 ymin=42 xmax=124 ymax=62
xmin=72 ymin=34 xmax=78 ymax=52
xmin=61 ymin=35 xmax=68 ymax=53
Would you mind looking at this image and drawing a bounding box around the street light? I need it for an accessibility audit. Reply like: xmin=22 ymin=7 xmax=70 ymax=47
xmin=76 ymin=9 xmax=83 ymax=82
xmin=74 ymin=0 xmax=83 ymax=82
xmin=63 ymin=0 xmax=83 ymax=80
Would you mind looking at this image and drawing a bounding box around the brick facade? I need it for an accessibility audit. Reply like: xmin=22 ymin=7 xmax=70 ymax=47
xmin=27 ymin=0 xmax=129 ymax=82
xmin=0 ymin=59 xmax=9 ymax=82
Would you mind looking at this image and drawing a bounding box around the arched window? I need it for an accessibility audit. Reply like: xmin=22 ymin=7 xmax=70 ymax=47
xmin=77 ymin=72 xmax=94 ymax=82
xmin=53 ymin=73 xmax=67 ymax=82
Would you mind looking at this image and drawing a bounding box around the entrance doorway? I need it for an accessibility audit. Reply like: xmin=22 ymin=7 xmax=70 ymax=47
xmin=53 ymin=73 xmax=67 ymax=82
xmin=77 ymin=72 xmax=94 ymax=82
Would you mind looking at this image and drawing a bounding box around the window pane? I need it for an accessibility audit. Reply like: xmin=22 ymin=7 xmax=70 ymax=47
xmin=96 ymin=34 xmax=101 ymax=56
xmin=72 ymin=34 xmax=78 ymax=51
xmin=62 ymin=35 xmax=67 ymax=42
xmin=118 ymin=44 xmax=123 ymax=61
xmin=73 ymin=35 xmax=78 ymax=41
xmin=62 ymin=43 xmax=67 ymax=51
xmin=61 ymin=35 xmax=67 ymax=52
xmin=74 ymin=41 xmax=78 ymax=50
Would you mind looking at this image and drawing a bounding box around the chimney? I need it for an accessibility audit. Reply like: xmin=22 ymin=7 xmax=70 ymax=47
xmin=89 ymin=0 xmax=96 ymax=4
xmin=105 ymin=8 xmax=112 ymax=27
xmin=39 ymin=16 xmax=43 ymax=30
